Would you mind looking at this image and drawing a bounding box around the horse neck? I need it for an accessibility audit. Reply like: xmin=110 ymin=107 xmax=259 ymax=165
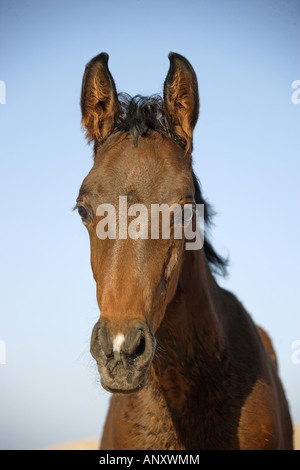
xmin=137 ymin=248 xmax=226 ymax=448
xmin=154 ymin=247 xmax=224 ymax=376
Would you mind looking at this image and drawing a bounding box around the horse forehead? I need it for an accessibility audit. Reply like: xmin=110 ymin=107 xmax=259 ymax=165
xmin=92 ymin=134 xmax=192 ymax=197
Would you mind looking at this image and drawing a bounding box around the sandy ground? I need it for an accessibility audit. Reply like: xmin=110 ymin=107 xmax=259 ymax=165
xmin=47 ymin=438 xmax=100 ymax=450
xmin=295 ymin=425 xmax=300 ymax=450
xmin=48 ymin=424 xmax=300 ymax=450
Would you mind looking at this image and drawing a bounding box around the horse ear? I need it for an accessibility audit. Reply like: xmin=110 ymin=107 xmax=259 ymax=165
xmin=163 ymin=52 xmax=199 ymax=153
xmin=81 ymin=52 xmax=120 ymax=144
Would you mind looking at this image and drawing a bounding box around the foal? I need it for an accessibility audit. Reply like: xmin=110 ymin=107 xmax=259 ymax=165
xmin=76 ymin=52 xmax=293 ymax=449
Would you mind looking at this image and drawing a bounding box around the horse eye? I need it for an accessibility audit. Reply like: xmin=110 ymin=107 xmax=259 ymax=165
xmin=77 ymin=205 xmax=89 ymax=221
xmin=183 ymin=206 xmax=195 ymax=224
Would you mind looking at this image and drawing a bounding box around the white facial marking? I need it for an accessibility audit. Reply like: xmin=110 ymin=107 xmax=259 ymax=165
xmin=113 ymin=333 xmax=125 ymax=353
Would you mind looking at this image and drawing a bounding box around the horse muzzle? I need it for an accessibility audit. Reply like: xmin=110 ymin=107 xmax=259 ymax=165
xmin=90 ymin=319 xmax=156 ymax=393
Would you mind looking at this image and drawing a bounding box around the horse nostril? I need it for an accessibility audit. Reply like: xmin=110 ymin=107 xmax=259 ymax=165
xmin=133 ymin=334 xmax=146 ymax=358
xmin=91 ymin=322 xmax=113 ymax=360
xmin=124 ymin=324 xmax=154 ymax=365
xmin=125 ymin=327 xmax=145 ymax=358
xmin=97 ymin=329 xmax=113 ymax=358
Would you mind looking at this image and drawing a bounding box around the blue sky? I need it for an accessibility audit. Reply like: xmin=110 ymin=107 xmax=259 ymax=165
xmin=0 ymin=0 xmax=299 ymax=449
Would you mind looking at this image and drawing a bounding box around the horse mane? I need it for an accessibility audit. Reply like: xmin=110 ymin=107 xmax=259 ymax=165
xmin=116 ymin=93 xmax=170 ymax=140
xmin=114 ymin=93 xmax=229 ymax=277
xmin=192 ymin=172 xmax=229 ymax=277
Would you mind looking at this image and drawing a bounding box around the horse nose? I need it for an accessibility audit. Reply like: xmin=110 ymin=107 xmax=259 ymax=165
xmin=91 ymin=321 xmax=152 ymax=362
xmin=90 ymin=320 xmax=155 ymax=392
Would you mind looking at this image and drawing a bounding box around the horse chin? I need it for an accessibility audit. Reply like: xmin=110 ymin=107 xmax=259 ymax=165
xmin=101 ymin=378 xmax=146 ymax=395
xmin=99 ymin=363 xmax=150 ymax=395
